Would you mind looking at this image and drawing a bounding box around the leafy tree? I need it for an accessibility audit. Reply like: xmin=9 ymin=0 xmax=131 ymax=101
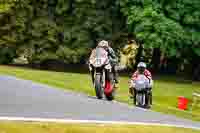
xmin=118 ymin=0 xmax=200 ymax=75
xmin=3 ymin=0 xmax=127 ymax=64
xmin=0 ymin=0 xmax=17 ymax=64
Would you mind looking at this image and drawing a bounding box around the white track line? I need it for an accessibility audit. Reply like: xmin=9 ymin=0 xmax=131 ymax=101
xmin=0 ymin=117 xmax=199 ymax=130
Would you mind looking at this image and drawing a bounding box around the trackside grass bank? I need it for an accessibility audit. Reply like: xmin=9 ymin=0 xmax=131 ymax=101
xmin=0 ymin=65 xmax=199 ymax=121
xmin=0 ymin=121 xmax=199 ymax=133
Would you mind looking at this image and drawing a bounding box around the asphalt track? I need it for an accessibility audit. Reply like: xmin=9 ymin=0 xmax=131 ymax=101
xmin=0 ymin=75 xmax=199 ymax=129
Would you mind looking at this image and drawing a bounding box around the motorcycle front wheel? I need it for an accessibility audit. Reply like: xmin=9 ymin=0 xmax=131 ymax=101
xmin=136 ymin=92 xmax=145 ymax=107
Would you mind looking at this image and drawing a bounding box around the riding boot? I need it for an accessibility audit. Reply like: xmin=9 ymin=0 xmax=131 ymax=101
xmin=91 ymin=70 xmax=94 ymax=84
xmin=145 ymin=89 xmax=149 ymax=107
xmin=129 ymin=87 xmax=134 ymax=99
xmin=133 ymin=88 xmax=136 ymax=105
xmin=150 ymin=89 xmax=152 ymax=105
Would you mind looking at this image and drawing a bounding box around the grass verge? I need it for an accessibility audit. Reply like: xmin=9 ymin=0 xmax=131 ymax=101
xmin=0 ymin=121 xmax=199 ymax=133
xmin=0 ymin=65 xmax=199 ymax=121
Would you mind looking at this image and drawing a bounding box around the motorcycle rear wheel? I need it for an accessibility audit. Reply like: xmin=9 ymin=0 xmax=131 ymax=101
xmin=95 ymin=74 xmax=103 ymax=99
xmin=105 ymin=73 xmax=115 ymax=101
xmin=105 ymin=90 xmax=115 ymax=101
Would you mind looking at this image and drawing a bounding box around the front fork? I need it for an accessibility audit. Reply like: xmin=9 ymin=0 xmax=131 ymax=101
xmin=90 ymin=68 xmax=105 ymax=88
xmin=146 ymin=88 xmax=152 ymax=105
xmin=90 ymin=65 xmax=112 ymax=90
xmin=129 ymin=80 xmax=135 ymax=96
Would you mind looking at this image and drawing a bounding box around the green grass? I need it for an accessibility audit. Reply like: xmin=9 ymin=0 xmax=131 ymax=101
xmin=0 ymin=121 xmax=199 ymax=133
xmin=0 ymin=65 xmax=199 ymax=121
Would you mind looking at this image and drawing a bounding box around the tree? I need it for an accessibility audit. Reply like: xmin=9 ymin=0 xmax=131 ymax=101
xmin=2 ymin=0 xmax=127 ymax=64
xmin=0 ymin=0 xmax=18 ymax=64
xmin=118 ymin=0 xmax=200 ymax=76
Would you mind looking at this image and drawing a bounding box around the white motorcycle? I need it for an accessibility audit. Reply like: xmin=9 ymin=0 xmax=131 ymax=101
xmin=131 ymin=74 xmax=153 ymax=108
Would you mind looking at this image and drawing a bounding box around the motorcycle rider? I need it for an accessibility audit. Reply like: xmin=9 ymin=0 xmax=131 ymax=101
xmin=129 ymin=62 xmax=152 ymax=106
xmin=89 ymin=40 xmax=119 ymax=86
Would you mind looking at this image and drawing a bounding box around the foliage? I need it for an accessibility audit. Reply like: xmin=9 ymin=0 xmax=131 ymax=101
xmin=0 ymin=0 xmax=126 ymax=64
xmin=0 ymin=0 xmax=17 ymax=64
xmin=121 ymin=40 xmax=138 ymax=68
xmin=118 ymin=0 xmax=200 ymax=58
xmin=0 ymin=0 xmax=200 ymax=77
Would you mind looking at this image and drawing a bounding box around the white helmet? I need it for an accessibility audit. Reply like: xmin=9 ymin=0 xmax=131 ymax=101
xmin=137 ymin=62 xmax=146 ymax=68
xmin=98 ymin=40 xmax=109 ymax=48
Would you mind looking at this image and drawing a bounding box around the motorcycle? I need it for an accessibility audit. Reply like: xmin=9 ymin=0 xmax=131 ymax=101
xmin=131 ymin=74 xmax=152 ymax=108
xmin=89 ymin=47 xmax=116 ymax=100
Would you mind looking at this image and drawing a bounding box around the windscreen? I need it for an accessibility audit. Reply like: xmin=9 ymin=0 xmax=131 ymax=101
xmin=95 ymin=47 xmax=108 ymax=58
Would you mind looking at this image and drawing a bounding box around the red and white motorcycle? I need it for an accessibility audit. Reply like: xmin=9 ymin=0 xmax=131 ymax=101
xmin=130 ymin=74 xmax=153 ymax=108
xmin=89 ymin=47 xmax=115 ymax=100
